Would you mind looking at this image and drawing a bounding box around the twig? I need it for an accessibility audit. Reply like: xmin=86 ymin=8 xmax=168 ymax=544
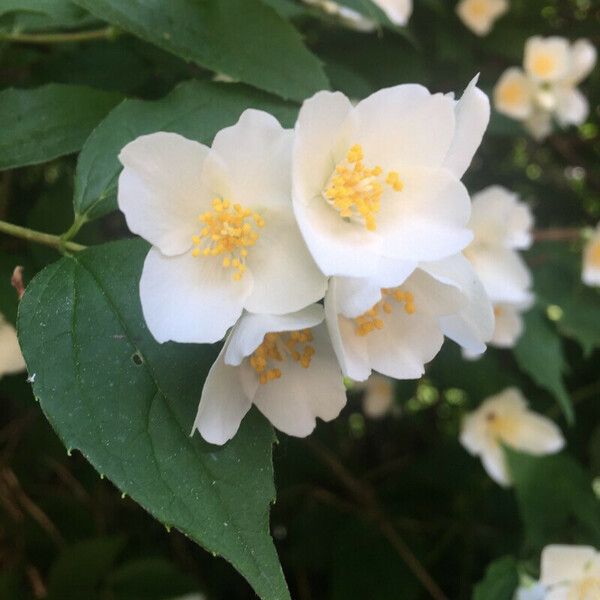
xmin=0 ymin=27 xmax=117 ymax=45
xmin=306 ymin=440 xmax=448 ymax=600
xmin=0 ymin=220 xmax=85 ymax=253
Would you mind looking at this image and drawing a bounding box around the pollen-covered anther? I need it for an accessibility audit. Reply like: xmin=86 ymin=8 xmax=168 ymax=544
xmin=323 ymin=143 xmax=403 ymax=232
xmin=354 ymin=288 xmax=416 ymax=336
xmin=191 ymin=197 xmax=264 ymax=281
xmin=250 ymin=329 xmax=316 ymax=384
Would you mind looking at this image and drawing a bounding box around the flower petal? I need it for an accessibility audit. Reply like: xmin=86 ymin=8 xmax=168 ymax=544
xmin=525 ymin=36 xmax=571 ymax=83
xmin=355 ymin=85 xmax=456 ymax=169
xmin=491 ymin=303 xmax=524 ymax=348
xmin=567 ymin=39 xmax=597 ymax=85
xmin=443 ymin=75 xmax=490 ymax=179
xmin=0 ymin=317 xmax=25 ymax=377
xmin=510 ymin=412 xmax=565 ymax=455
xmin=555 ymin=86 xmax=589 ymax=126
xmin=140 ymin=247 xmax=251 ymax=344
xmin=224 ymin=305 xmax=325 ymax=366
xmin=494 ymin=68 xmax=535 ymax=120
xmin=480 ymin=440 xmax=511 ymax=486
xmin=524 ymin=111 xmax=553 ymax=141
xmin=118 ymin=132 xmax=210 ymax=256
xmin=244 ymin=213 xmax=327 ymax=314
xmin=192 ymin=345 xmax=254 ymax=445
xmin=253 ymin=324 xmax=346 ymax=437
xmin=378 ymin=167 xmax=472 ymax=261
xmin=372 ymin=0 xmax=413 ymax=25
xmin=209 ymin=109 xmax=294 ymax=210
xmin=541 ymin=545 xmax=597 ymax=586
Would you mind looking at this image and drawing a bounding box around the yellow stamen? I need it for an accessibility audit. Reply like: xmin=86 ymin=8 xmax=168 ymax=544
xmin=532 ymin=54 xmax=556 ymax=79
xmin=493 ymin=306 xmax=503 ymax=318
xmin=323 ymin=143 xmax=403 ymax=232
xmin=191 ymin=198 xmax=264 ymax=281
xmin=354 ymin=288 xmax=415 ymax=336
xmin=250 ymin=329 xmax=315 ymax=384
xmin=572 ymin=576 xmax=600 ymax=600
xmin=587 ymin=240 xmax=600 ymax=269
xmin=498 ymin=81 xmax=527 ymax=107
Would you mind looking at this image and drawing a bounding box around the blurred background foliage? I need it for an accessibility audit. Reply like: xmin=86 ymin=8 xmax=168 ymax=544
xmin=0 ymin=0 xmax=599 ymax=599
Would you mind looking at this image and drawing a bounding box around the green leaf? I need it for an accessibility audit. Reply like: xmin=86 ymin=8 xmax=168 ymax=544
xmin=17 ymin=239 xmax=289 ymax=600
xmin=73 ymin=79 xmax=298 ymax=221
xmin=0 ymin=84 xmax=123 ymax=171
xmin=507 ymin=450 xmax=600 ymax=550
xmin=472 ymin=556 xmax=519 ymax=600
xmin=513 ymin=307 xmax=573 ymax=424
xmin=0 ymin=0 xmax=94 ymax=30
xmin=46 ymin=537 xmax=126 ymax=600
xmin=71 ymin=0 xmax=329 ymax=101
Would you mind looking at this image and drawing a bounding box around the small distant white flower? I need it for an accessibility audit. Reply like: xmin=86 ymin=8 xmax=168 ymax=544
xmin=293 ymin=77 xmax=490 ymax=279
xmin=193 ymin=305 xmax=346 ymax=445
xmin=325 ymin=254 xmax=494 ymax=381
xmin=494 ymin=37 xmax=596 ymax=140
xmin=539 ymin=545 xmax=600 ymax=600
xmin=460 ymin=387 xmax=564 ymax=486
xmin=0 ymin=314 xmax=25 ymax=379
xmin=465 ymin=186 xmax=533 ymax=304
xmin=456 ymin=0 xmax=508 ymax=36
xmin=582 ymin=224 xmax=600 ymax=287
xmin=372 ymin=0 xmax=413 ymax=26
xmin=355 ymin=373 xmax=395 ymax=418
xmin=302 ymin=0 xmax=377 ymax=31
xmin=118 ymin=110 xmax=327 ymax=345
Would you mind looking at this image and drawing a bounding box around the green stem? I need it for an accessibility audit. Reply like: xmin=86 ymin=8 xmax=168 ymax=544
xmin=0 ymin=220 xmax=85 ymax=253
xmin=0 ymin=27 xmax=117 ymax=45
xmin=61 ymin=214 xmax=88 ymax=243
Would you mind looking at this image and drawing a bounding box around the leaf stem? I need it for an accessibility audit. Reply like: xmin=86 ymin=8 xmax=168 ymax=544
xmin=61 ymin=214 xmax=88 ymax=243
xmin=0 ymin=220 xmax=85 ymax=253
xmin=0 ymin=26 xmax=118 ymax=45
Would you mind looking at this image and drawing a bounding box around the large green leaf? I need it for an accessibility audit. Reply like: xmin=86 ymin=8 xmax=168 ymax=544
xmin=472 ymin=556 xmax=518 ymax=600
xmin=73 ymin=79 xmax=298 ymax=222
xmin=513 ymin=307 xmax=573 ymax=423
xmin=507 ymin=450 xmax=600 ymax=550
xmin=0 ymin=84 xmax=123 ymax=170
xmin=17 ymin=239 xmax=290 ymax=600
xmin=71 ymin=0 xmax=329 ymax=101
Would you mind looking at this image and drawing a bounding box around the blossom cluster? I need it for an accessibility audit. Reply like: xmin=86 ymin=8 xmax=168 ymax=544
xmin=118 ymin=77 xmax=496 ymax=445
xmin=494 ymin=36 xmax=597 ymax=140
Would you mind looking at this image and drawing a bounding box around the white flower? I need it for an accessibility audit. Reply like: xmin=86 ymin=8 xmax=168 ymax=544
xmin=325 ymin=254 xmax=494 ymax=381
xmin=460 ymin=387 xmax=564 ymax=486
xmin=582 ymin=224 xmax=600 ymax=287
xmin=0 ymin=314 xmax=25 ymax=379
xmin=355 ymin=373 xmax=395 ymax=418
xmin=292 ymin=76 xmax=490 ymax=279
xmin=301 ymin=0 xmax=377 ymax=31
xmin=540 ymin=545 xmax=600 ymax=600
xmin=372 ymin=0 xmax=413 ymax=26
xmin=514 ymin=582 xmax=546 ymax=600
xmin=490 ymin=301 xmax=529 ymax=348
xmin=465 ymin=186 xmax=533 ymax=307
xmin=118 ymin=110 xmax=327 ymax=345
xmin=456 ymin=0 xmax=508 ymax=36
xmin=494 ymin=37 xmax=596 ymax=140
xmin=193 ymin=305 xmax=346 ymax=445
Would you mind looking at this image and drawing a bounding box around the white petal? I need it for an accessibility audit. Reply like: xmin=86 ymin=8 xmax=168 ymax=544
xmin=361 ymin=373 xmax=394 ymax=418
xmin=372 ymin=0 xmax=412 ymax=25
xmin=325 ymin=279 xmax=372 ymax=381
xmin=543 ymin=589 xmax=569 ymax=600
xmin=491 ymin=303 xmax=524 ymax=348
xmin=422 ymin=254 xmax=495 ymax=353
xmin=493 ymin=68 xmax=535 ymax=120
xmin=0 ymin=317 xmax=25 ymax=377
xmin=378 ymin=166 xmax=472 ymax=261
xmin=525 ymin=36 xmax=571 ymax=83
xmin=253 ymin=324 xmax=346 ymax=437
xmin=480 ymin=440 xmax=511 ymax=486
xmin=456 ymin=0 xmax=508 ymax=35
xmin=524 ymin=110 xmax=554 ymax=141
xmin=140 ymin=247 xmax=251 ymax=344
xmin=224 ymin=305 xmax=324 ymax=366
xmin=555 ymin=86 xmax=589 ymax=126
xmin=443 ymin=75 xmax=490 ymax=179
xmin=329 ymin=276 xmax=384 ymax=319
xmin=509 ymin=412 xmax=565 ymax=455
xmin=355 ymin=85 xmax=456 ymax=169
xmin=467 ymin=247 xmax=532 ymax=304
xmin=193 ymin=344 xmax=254 ymax=445
xmin=243 ymin=213 xmax=327 ymax=314
xmin=541 ymin=545 xmax=597 ymax=586
xmin=459 ymin=411 xmax=488 ymax=455
xmin=583 ymin=234 xmax=600 ymax=287
xmin=209 ymin=109 xmax=294 ymax=210
xmin=118 ymin=132 xmax=210 ymax=256
xmin=567 ymin=39 xmax=597 ymax=85
xmin=470 ymin=185 xmax=534 ymax=250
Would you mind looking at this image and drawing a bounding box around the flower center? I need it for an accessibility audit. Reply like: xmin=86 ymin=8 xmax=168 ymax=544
xmin=249 ymin=329 xmax=315 ymax=384
xmin=354 ymin=288 xmax=415 ymax=336
xmin=191 ymin=198 xmax=265 ymax=281
xmin=570 ymin=577 xmax=600 ymax=600
xmin=323 ymin=144 xmax=403 ymax=232
xmin=493 ymin=306 xmax=503 ymax=318
xmin=498 ymin=81 xmax=527 ymax=107
xmin=467 ymin=0 xmax=487 ymax=18
xmin=485 ymin=411 xmax=518 ymax=441
xmin=588 ymin=240 xmax=600 ymax=268
xmin=532 ymin=54 xmax=556 ymax=79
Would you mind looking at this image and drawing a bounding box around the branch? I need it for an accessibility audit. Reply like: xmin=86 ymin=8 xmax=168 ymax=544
xmin=0 ymin=220 xmax=85 ymax=253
